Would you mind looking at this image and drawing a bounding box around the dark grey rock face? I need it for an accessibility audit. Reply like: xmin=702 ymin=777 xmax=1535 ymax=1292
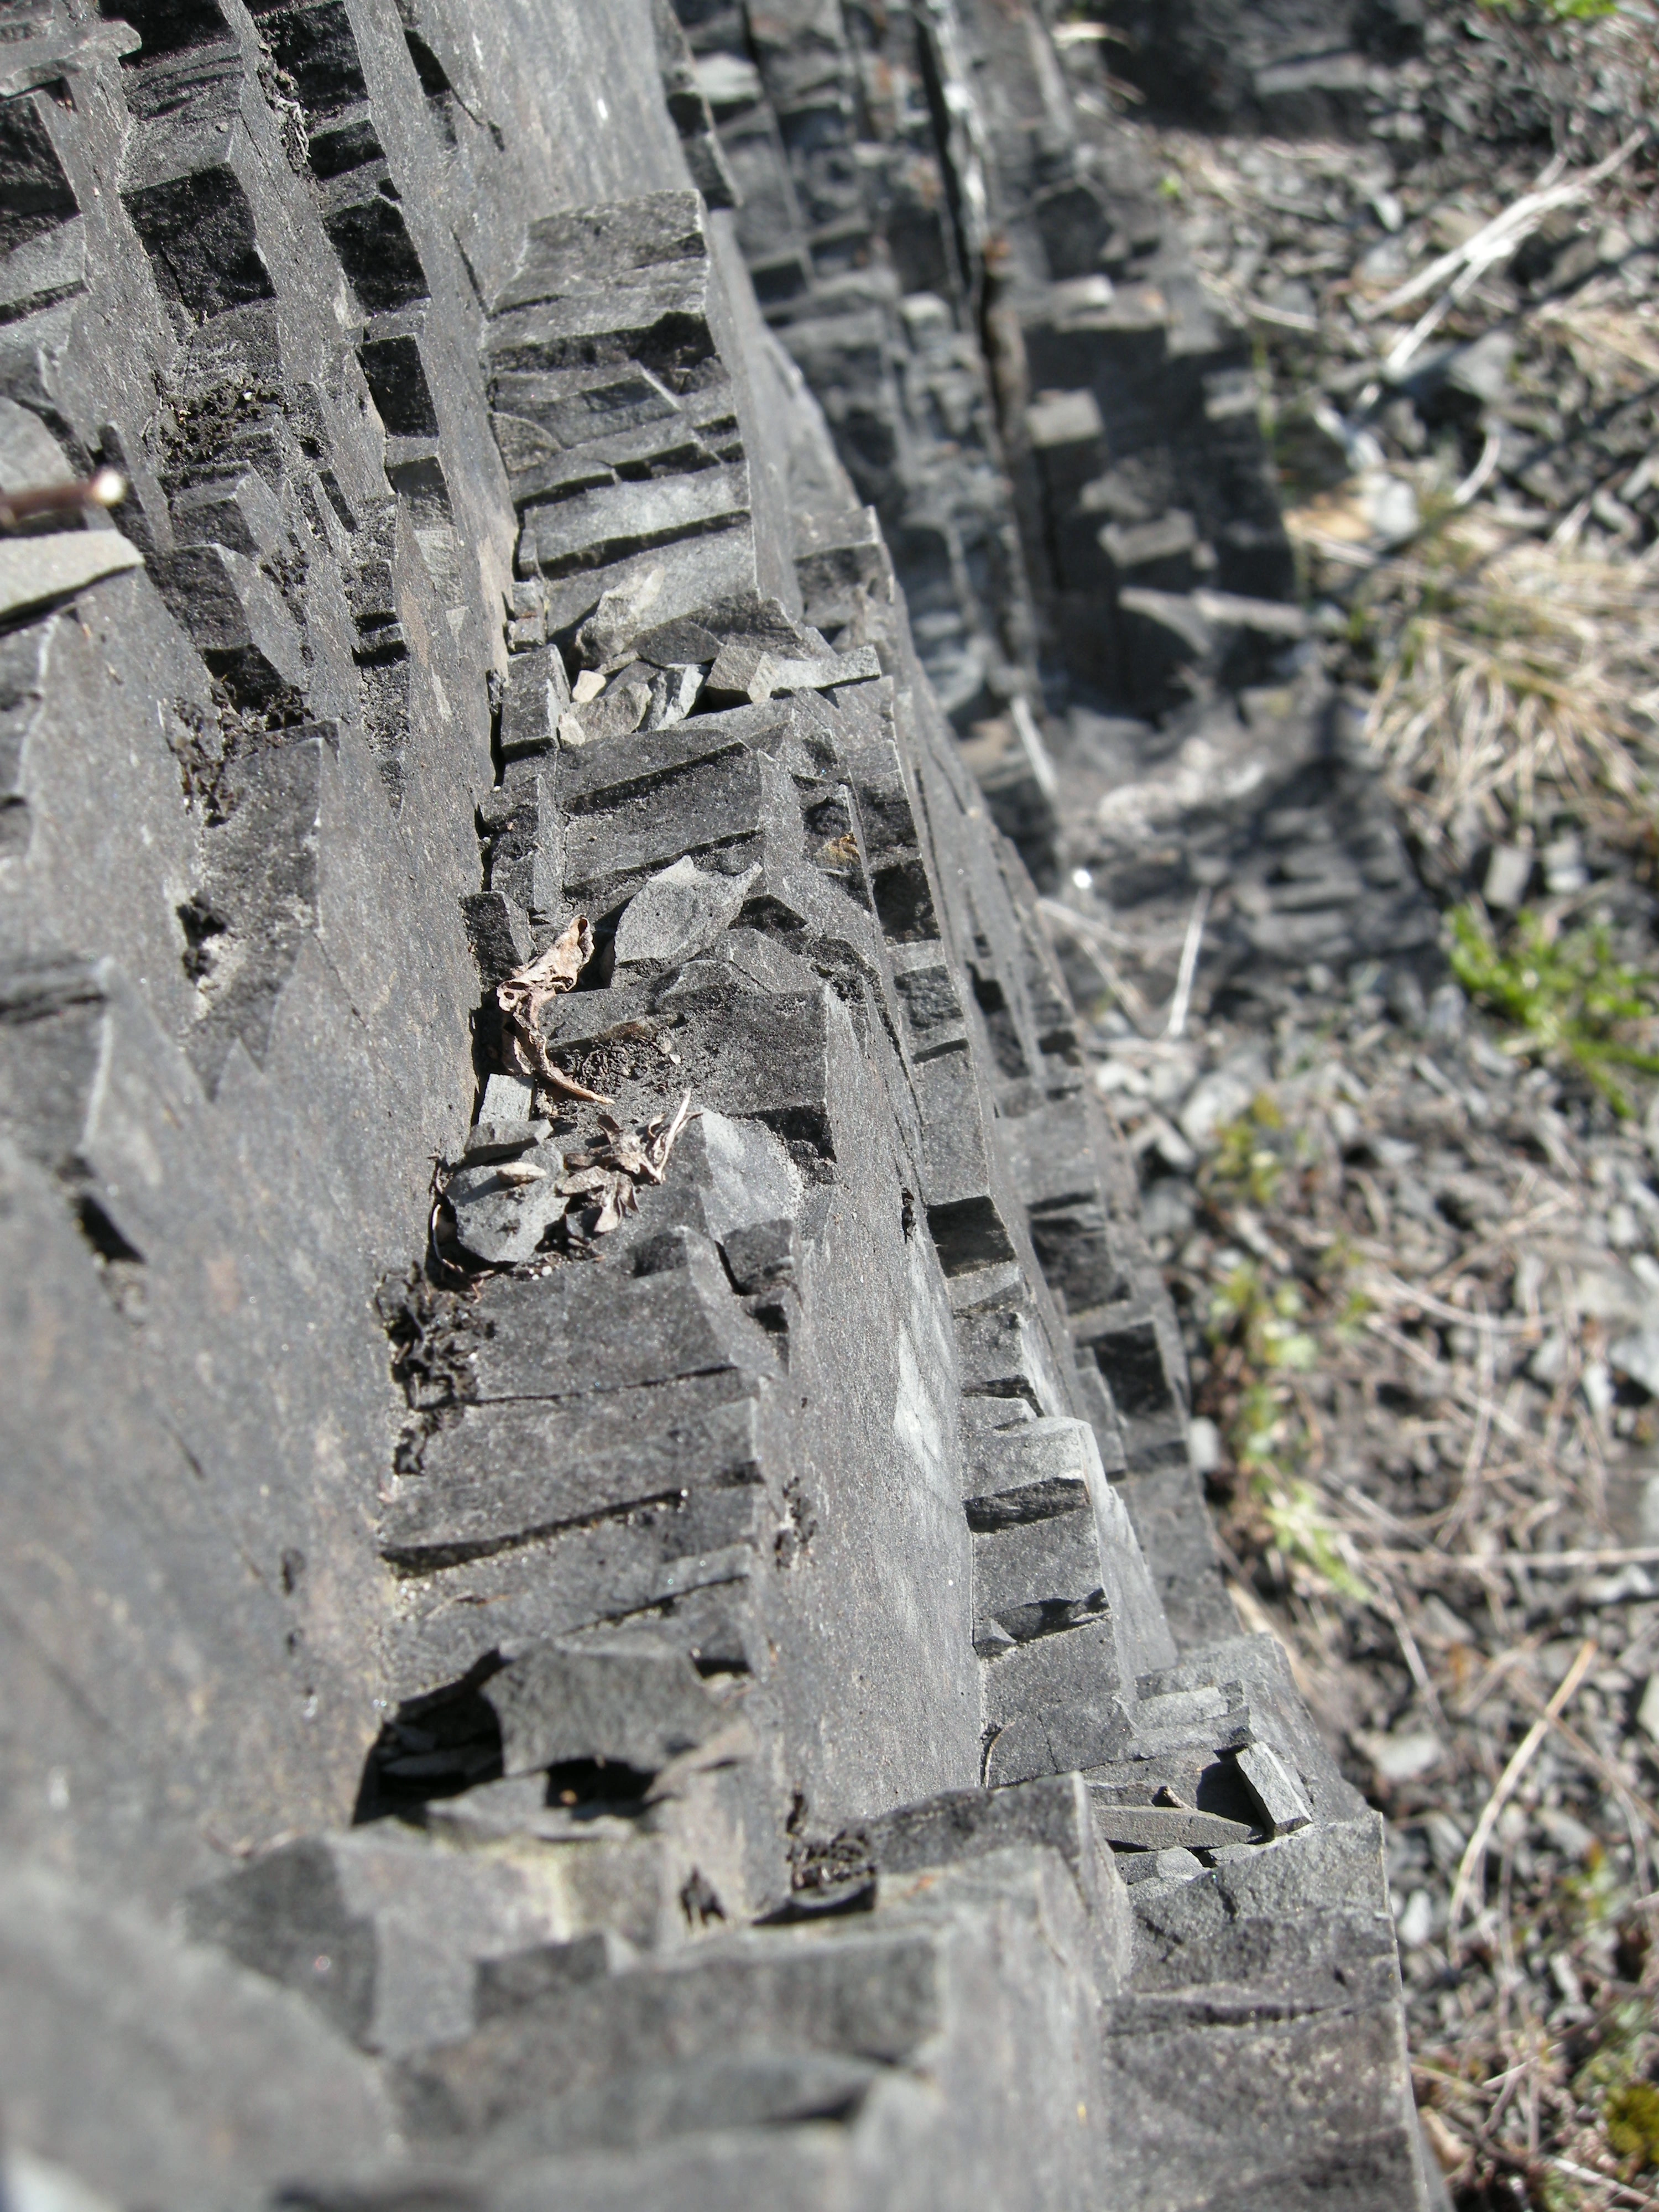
xmin=665 ymin=0 xmax=1434 ymax=1005
xmin=0 ymin=3 xmax=1423 ymax=2207
xmin=1091 ymin=0 xmax=1425 ymax=134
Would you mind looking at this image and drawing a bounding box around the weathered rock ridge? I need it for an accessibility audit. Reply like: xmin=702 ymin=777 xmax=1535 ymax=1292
xmin=0 ymin=3 xmax=1436 ymax=2205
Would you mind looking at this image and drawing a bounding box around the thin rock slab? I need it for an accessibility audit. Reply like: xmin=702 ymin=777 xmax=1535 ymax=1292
xmin=0 ymin=530 xmax=142 ymax=621
xmin=705 ymin=640 xmax=880 ymax=706
xmin=1234 ymin=1741 xmax=1314 ymax=1837
xmin=482 ymin=1633 xmax=735 ymax=1777
xmin=1088 ymin=1804 xmax=1255 ymax=1851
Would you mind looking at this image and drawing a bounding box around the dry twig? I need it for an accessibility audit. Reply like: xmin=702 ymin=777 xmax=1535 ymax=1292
xmin=1447 ymin=1636 xmax=1598 ymax=1952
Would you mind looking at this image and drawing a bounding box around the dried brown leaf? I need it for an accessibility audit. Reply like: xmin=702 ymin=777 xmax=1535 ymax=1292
xmin=592 ymin=1171 xmax=635 ymax=1235
xmin=501 ymin=915 xmax=592 ymax=1010
xmin=495 ymin=916 xmax=612 ymax=1103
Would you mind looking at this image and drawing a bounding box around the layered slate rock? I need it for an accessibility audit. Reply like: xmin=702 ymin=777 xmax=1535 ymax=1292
xmin=685 ymin=0 xmax=1437 ymax=999
xmin=0 ymin=6 xmax=1427 ymax=2209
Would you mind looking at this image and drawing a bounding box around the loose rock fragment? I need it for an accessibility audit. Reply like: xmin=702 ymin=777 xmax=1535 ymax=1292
xmin=500 ymin=644 xmax=570 ymax=758
xmin=447 ymin=1147 xmax=568 ymax=1265
xmin=1089 ymin=1803 xmax=1255 ymax=1850
xmin=573 ymin=565 xmax=666 ymax=666
xmin=612 ymin=857 xmax=759 ymax=968
xmin=481 ymin=1072 xmax=536 ymax=1121
xmin=465 ymin=1118 xmax=551 ymax=1162
xmin=558 ymin=678 xmax=651 ymax=750
xmin=1355 ymin=1728 xmax=1442 ymax=1786
xmin=640 ymin=661 xmax=704 ymax=728
xmin=1234 ymin=1742 xmax=1314 ymax=1837
xmin=1483 ymin=843 xmax=1533 ymax=911
xmin=622 ymin=614 xmax=725 ymax=672
xmin=1119 ymin=1846 xmax=1207 ymax=1886
xmin=481 ymin=1635 xmax=734 ymax=1778
xmin=703 ymin=640 xmax=879 ymax=706
xmin=507 ymin=577 xmax=547 ymax=651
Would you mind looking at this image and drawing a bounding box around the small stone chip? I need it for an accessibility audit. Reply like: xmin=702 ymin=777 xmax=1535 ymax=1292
xmin=464 ymin=1117 xmax=551 ymax=1162
xmin=481 ymin=1072 xmax=536 ymax=1122
xmin=1234 ymin=1742 xmax=1314 ymax=1838
xmin=558 ymin=679 xmax=650 ymax=749
xmin=494 ymin=1159 xmax=548 ymax=1187
xmin=447 ymin=1147 xmax=567 ymax=1265
xmin=624 ymin=614 xmax=724 ymax=671
xmin=1120 ymin=1846 xmax=1206 ymax=1886
xmin=573 ymin=564 xmax=665 ymax=666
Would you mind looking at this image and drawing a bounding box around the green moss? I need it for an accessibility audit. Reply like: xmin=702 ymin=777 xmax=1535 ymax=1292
xmin=1203 ymin=1262 xmax=1366 ymax=1600
xmin=1262 ymin=1479 xmax=1370 ymax=1603
xmin=1606 ymin=2081 xmax=1659 ymax=2166
xmin=1573 ymin=1997 xmax=1652 ymax=2103
xmin=1203 ymin=1096 xmax=1297 ymax=1209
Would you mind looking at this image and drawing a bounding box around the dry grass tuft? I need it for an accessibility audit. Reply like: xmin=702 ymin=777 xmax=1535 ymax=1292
xmin=1364 ymin=520 xmax=1659 ymax=879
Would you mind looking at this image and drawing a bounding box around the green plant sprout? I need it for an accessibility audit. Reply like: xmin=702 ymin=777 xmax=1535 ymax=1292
xmin=1478 ymin=0 xmax=1618 ymax=18
xmin=1206 ymin=1264 xmax=1366 ymax=1599
xmin=1203 ymin=1096 xmax=1291 ymax=1209
xmin=1536 ymin=2174 xmax=1587 ymax=2212
xmin=1448 ymin=904 xmax=1659 ymax=1115
xmin=1263 ymin=1480 xmax=1371 ymax=1604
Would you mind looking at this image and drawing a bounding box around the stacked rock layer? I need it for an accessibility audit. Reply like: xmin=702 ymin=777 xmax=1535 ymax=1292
xmin=0 ymin=3 xmax=1436 ymax=2206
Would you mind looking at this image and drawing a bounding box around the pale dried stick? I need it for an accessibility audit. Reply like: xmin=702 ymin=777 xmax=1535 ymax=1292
xmin=1447 ymin=1636 xmax=1598 ymax=1953
xmin=1552 ymin=2155 xmax=1659 ymax=2210
xmin=1449 ymin=1638 xmax=1542 ymax=1721
xmin=1164 ymin=886 xmax=1211 ymax=1041
xmin=1441 ymin=1291 xmax=1498 ymax=1548
xmin=1365 ymin=129 xmax=1646 ymax=378
xmin=0 ymin=467 xmax=126 ymax=529
xmin=1037 ymin=898 xmax=1158 ymax=1031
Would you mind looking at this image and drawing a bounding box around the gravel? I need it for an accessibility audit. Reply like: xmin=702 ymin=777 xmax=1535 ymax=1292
xmin=1051 ymin=8 xmax=1659 ymax=2201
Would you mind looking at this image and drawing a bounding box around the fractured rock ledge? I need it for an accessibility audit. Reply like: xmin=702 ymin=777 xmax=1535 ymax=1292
xmin=0 ymin=3 xmax=1433 ymax=2208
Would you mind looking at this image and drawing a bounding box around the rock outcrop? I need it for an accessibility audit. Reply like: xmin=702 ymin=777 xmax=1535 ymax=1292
xmin=0 ymin=3 xmax=1437 ymax=2206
